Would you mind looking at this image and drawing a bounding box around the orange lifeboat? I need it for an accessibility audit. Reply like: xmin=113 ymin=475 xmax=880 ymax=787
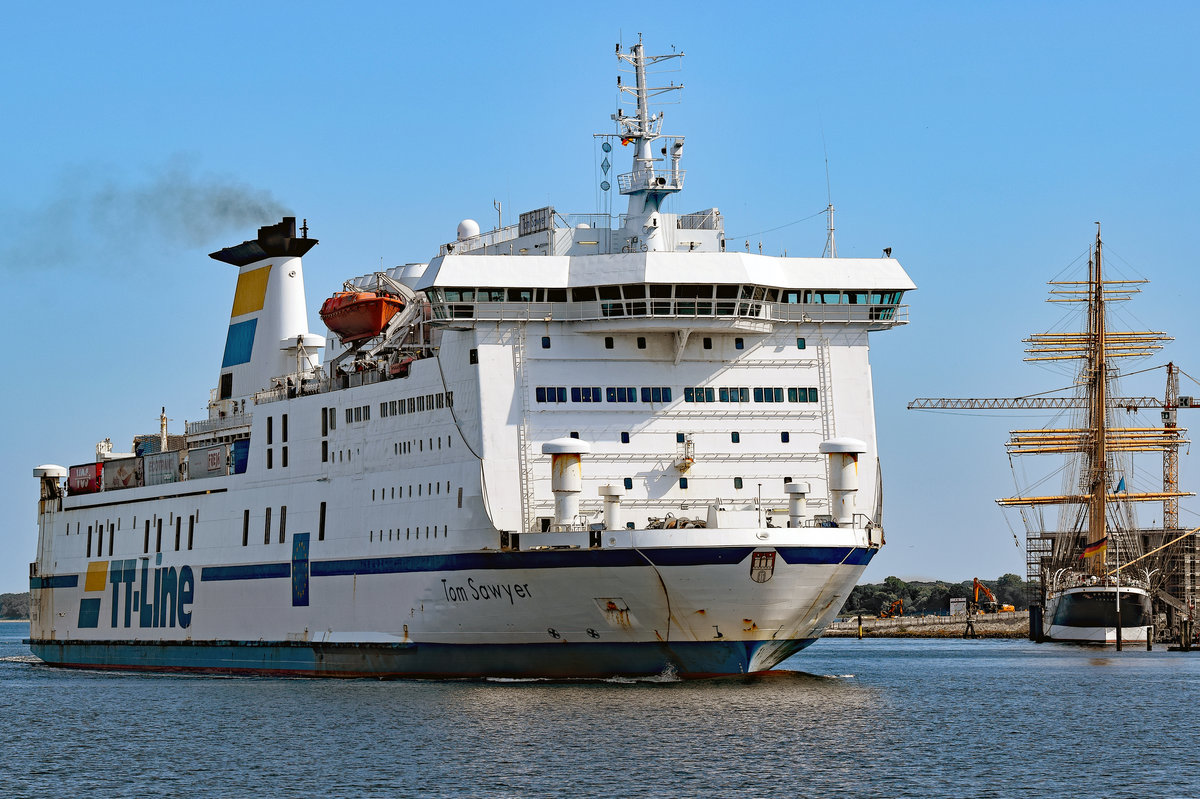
xmin=320 ymin=291 xmax=406 ymax=344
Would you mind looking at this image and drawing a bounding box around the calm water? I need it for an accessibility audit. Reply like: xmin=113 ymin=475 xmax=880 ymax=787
xmin=1 ymin=620 xmax=1196 ymax=798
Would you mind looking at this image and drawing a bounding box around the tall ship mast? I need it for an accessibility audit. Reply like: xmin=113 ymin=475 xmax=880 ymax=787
xmin=27 ymin=38 xmax=915 ymax=677
xmin=997 ymin=227 xmax=1191 ymax=643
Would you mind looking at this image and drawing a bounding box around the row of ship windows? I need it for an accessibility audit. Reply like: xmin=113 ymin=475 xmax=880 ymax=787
xmin=543 ymin=336 xmax=804 ymax=351
xmin=569 ymin=431 xmax=794 ymax=444
xmin=434 ymin=285 xmax=903 ymax=305
xmin=686 ymin=387 xmax=820 ymax=403
xmin=82 ymin=514 xmax=197 ymax=558
xmin=615 ymin=476 xmax=801 ymax=490
xmin=321 ymin=434 xmax=456 ymax=464
xmin=536 ymin=386 xmax=673 ymax=404
xmin=316 ymin=393 xmax=455 ymax=436
xmin=370 ymin=481 xmax=462 ymax=505
xmin=380 ymin=392 xmax=453 ymax=418
xmin=241 ymin=504 xmax=315 ymax=546
xmin=534 ymin=386 xmax=820 ymax=404
xmin=370 ymin=525 xmax=447 ymax=542
xmin=395 ymin=436 xmax=453 ymax=455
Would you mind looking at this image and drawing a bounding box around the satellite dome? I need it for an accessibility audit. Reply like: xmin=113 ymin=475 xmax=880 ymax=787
xmin=575 ymin=223 xmax=591 ymax=229
xmin=457 ymin=219 xmax=481 ymax=240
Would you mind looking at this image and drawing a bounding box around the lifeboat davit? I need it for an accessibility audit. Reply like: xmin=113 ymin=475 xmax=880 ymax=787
xmin=320 ymin=291 xmax=406 ymax=344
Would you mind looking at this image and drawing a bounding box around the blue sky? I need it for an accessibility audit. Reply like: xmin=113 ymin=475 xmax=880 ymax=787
xmin=2 ymin=2 xmax=1198 ymax=593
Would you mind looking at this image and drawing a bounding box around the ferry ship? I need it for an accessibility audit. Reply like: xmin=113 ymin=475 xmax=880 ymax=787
xmin=28 ymin=39 xmax=915 ymax=677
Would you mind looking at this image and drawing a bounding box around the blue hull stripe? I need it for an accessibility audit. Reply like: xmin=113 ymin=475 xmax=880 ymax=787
xmin=51 ymin=546 xmax=878 ymax=588
xmin=27 ymin=637 xmax=820 ymax=679
xmin=30 ymin=575 xmax=79 ymax=590
xmin=201 ymin=563 xmax=291 ymax=582
xmin=776 ymin=546 xmax=876 ymax=566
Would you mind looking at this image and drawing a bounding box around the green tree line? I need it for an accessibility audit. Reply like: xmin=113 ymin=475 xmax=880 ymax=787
xmin=1 ymin=592 xmax=30 ymax=620
xmin=840 ymin=575 xmax=1029 ymax=616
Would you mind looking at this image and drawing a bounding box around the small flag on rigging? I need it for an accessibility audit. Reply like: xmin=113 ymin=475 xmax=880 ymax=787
xmin=1079 ymin=537 xmax=1108 ymax=559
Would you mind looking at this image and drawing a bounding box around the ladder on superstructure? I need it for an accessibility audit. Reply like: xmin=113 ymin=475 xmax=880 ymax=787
xmin=513 ymin=324 xmax=536 ymax=533
xmin=817 ymin=332 xmax=837 ymax=513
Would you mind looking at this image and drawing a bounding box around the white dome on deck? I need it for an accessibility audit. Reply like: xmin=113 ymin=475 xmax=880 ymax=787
xmin=457 ymin=219 xmax=481 ymax=240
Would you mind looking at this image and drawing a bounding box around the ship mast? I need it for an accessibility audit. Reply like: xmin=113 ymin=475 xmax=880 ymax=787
xmin=1086 ymin=225 xmax=1109 ymax=575
xmin=613 ymin=36 xmax=684 ymax=241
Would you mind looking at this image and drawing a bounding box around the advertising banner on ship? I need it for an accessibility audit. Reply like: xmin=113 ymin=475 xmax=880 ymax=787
xmin=187 ymin=444 xmax=228 ymax=479
xmin=67 ymin=463 xmax=103 ymax=495
xmin=101 ymin=457 xmax=143 ymax=490
xmin=144 ymin=451 xmax=183 ymax=486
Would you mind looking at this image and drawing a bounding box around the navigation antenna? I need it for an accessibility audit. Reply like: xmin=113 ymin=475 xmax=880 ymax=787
xmin=821 ymin=132 xmax=837 ymax=258
xmin=612 ymin=35 xmax=685 ymax=231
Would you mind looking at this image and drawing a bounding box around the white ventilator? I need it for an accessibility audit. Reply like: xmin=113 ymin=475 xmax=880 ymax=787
xmin=542 ymin=438 xmax=592 ymax=528
xmin=819 ymin=438 xmax=868 ymax=525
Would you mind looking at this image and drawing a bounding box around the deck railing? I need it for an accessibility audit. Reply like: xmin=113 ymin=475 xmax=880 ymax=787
xmin=432 ymin=299 xmax=908 ymax=326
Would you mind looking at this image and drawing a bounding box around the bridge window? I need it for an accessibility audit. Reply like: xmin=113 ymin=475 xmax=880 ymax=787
xmin=641 ymin=387 xmax=671 ymax=403
xmin=623 ymin=477 xmax=633 ymax=490
xmin=536 ymin=387 xmax=567 ymax=403
xmin=572 ymin=387 xmax=602 ymax=403
xmin=734 ymin=477 xmax=744 ymax=489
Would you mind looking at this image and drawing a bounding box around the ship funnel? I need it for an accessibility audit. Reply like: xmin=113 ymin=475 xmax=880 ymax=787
xmin=210 ymin=217 xmax=324 ymax=402
xmin=819 ymin=438 xmax=867 ymax=526
xmin=542 ymin=438 xmax=591 ymax=529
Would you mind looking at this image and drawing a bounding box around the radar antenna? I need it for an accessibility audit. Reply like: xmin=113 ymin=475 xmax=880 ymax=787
xmin=612 ymin=35 xmax=686 ymax=232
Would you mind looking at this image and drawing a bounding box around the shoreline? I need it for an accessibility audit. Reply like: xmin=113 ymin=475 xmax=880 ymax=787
xmin=825 ymin=610 xmax=1030 ymax=639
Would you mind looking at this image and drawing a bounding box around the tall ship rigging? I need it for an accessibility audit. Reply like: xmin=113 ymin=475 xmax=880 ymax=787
xmin=913 ymin=227 xmax=1197 ymax=644
xmin=998 ymin=228 xmax=1195 ymax=643
xmin=28 ymin=39 xmax=914 ymax=677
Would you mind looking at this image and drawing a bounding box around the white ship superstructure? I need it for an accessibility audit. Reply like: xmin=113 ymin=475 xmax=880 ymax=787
xmin=28 ymin=39 xmax=914 ymax=677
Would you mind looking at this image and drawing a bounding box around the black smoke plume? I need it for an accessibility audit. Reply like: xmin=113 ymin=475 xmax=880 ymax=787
xmin=0 ymin=158 xmax=290 ymax=272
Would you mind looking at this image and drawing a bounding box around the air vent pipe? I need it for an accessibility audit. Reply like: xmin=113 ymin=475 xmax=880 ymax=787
xmin=541 ymin=438 xmax=592 ymax=528
xmin=819 ymin=438 xmax=868 ymax=526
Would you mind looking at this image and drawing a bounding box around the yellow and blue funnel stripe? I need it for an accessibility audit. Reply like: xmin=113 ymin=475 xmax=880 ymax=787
xmin=221 ymin=265 xmax=271 ymax=368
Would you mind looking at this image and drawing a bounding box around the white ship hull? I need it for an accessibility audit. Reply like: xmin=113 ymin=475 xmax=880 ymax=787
xmin=1044 ymin=585 xmax=1152 ymax=645
xmin=31 ymin=523 xmax=877 ymax=677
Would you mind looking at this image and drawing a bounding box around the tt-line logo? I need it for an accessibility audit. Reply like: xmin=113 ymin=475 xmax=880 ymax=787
xmin=77 ymin=554 xmax=195 ymax=630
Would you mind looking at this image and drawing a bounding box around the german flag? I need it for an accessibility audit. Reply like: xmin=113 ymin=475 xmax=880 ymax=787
xmin=621 ymin=137 xmax=634 ymax=146
xmin=1079 ymin=537 xmax=1108 ymax=559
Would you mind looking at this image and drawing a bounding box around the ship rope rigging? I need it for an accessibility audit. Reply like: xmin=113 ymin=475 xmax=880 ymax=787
xmin=908 ymin=225 xmax=1200 ymax=625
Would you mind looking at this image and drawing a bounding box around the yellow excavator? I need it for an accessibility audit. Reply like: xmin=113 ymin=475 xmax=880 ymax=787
xmin=972 ymin=578 xmax=1015 ymax=613
xmin=878 ymin=599 xmax=904 ymax=619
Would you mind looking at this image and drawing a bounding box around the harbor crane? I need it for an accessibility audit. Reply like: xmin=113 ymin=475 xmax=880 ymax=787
xmin=910 ymin=362 xmax=1197 ymax=614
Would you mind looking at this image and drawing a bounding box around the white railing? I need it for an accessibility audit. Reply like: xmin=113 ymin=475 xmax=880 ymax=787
xmin=617 ymin=168 xmax=686 ymax=194
xmin=187 ymin=414 xmax=252 ymax=436
xmin=432 ymin=299 xmax=909 ymax=326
